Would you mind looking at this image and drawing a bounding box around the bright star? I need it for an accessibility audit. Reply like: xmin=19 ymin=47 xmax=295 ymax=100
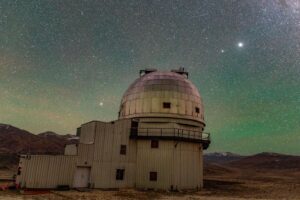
xmin=99 ymin=102 xmax=104 ymax=106
xmin=238 ymin=42 xmax=244 ymax=48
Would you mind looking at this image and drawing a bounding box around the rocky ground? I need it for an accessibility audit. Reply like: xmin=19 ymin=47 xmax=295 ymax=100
xmin=1 ymin=166 xmax=299 ymax=200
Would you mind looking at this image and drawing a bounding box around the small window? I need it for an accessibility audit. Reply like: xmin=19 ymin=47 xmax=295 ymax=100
xmin=151 ymin=140 xmax=159 ymax=148
xmin=120 ymin=145 xmax=126 ymax=155
xmin=195 ymin=107 xmax=200 ymax=113
xmin=163 ymin=102 xmax=171 ymax=108
xmin=116 ymin=169 xmax=125 ymax=180
xmin=131 ymin=120 xmax=139 ymax=128
xmin=17 ymin=167 xmax=21 ymax=175
xmin=149 ymin=171 xmax=157 ymax=181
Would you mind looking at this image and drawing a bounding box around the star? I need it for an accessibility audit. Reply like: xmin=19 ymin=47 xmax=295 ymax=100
xmin=99 ymin=102 xmax=104 ymax=107
xmin=237 ymin=42 xmax=244 ymax=48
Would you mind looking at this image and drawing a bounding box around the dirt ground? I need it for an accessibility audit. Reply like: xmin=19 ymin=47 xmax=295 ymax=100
xmin=0 ymin=168 xmax=299 ymax=200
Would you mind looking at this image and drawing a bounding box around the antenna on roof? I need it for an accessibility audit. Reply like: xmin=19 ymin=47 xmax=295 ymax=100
xmin=171 ymin=67 xmax=189 ymax=78
xmin=139 ymin=68 xmax=157 ymax=76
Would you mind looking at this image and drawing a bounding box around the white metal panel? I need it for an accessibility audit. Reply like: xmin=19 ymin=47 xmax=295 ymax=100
xmin=103 ymin=123 xmax=114 ymax=162
xmin=129 ymin=100 xmax=136 ymax=115
xmin=151 ymin=98 xmax=160 ymax=113
xmin=186 ymin=101 xmax=192 ymax=116
xmin=170 ymin=98 xmax=178 ymax=114
xmin=93 ymin=121 xmax=106 ymax=162
xmin=142 ymin=98 xmax=151 ymax=113
xmin=77 ymin=144 xmax=94 ymax=166
xmin=64 ymin=144 xmax=77 ymax=155
xmin=17 ymin=155 xmax=76 ymax=188
xmin=178 ymin=99 xmax=185 ymax=115
xmin=135 ymin=99 xmax=142 ymax=113
xmin=80 ymin=121 xmax=96 ymax=144
xmin=125 ymin=101 xmax=130 ymax=116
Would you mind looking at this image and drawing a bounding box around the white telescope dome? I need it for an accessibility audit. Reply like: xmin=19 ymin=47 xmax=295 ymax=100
xmin=118 ymin=68 xmax=205 ymax=125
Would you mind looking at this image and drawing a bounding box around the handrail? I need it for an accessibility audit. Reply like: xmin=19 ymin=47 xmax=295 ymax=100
xmin=130 ymin=127 xmax=210 ymax=141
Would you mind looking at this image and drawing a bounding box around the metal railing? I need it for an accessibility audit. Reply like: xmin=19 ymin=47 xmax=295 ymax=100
xmin=130 ymin=127 xmax=210 ymax=141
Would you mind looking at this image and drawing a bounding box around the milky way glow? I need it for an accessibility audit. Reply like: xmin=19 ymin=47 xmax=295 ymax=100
xmin=0 ymin=1 xmax=299 ymax=155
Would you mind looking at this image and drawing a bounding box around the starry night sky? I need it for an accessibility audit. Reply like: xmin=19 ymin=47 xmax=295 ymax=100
xmin=1 ymin=0 xmax=299 ymax=155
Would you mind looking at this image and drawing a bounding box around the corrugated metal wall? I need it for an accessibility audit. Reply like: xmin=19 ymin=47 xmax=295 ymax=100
xmin=136 ymin=140 xmax=203 ymax=190
xmin=77 ymin=143 xmax=94 ymax=166
xmin=90 ymin=119 xmax=136 ymax=188
xmin=174 ymin=142 xmax=203 ymax=189
xmin=17 ymin=155 xmax=76 ymax=188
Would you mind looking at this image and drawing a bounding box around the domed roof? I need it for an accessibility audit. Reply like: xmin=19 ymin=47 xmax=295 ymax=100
xmin=118 ymin=69 xmax=205 ymax=124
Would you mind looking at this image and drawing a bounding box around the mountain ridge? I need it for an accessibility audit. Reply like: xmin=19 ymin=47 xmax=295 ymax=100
xmin=0 ymin=123 xmax=76 ymax=155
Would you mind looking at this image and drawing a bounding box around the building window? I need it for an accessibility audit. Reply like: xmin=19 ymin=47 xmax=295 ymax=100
xmin=195 ymin=107 xmax=200 ymax=113
xmin=131 ymin=120 xmax=139 ymax=135
xmin=151 ymin=140 xmax=159 ymax=148
xmin=120 ymin=145 xmax=126 ymax=155
xmin=149 ymin=171 xmax=157 ymax=181
xmin=116 ymin=169 xmax=125 ymax=180
xmin=17 ymin=167 xmax=21 ymax=175
xmin=163 ymin=102 xmax=171 ymax=108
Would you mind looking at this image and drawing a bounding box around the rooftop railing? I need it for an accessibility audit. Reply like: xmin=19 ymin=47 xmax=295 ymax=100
xmin=130 ymin=127 xmax=211 ymax=149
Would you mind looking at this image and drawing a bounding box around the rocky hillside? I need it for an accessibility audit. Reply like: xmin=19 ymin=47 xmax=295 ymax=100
xmin=0 ymin=124 xmax=76 ymax=154
xmin=0 ymin=124 xmax=78 ymax=169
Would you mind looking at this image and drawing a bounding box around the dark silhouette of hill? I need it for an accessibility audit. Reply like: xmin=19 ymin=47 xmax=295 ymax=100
xmin=227 ymin=152 xmax=300 ymax=170
xmin=0 ymin=124 xmax=76 ymax=154
xmin=204 ymin=152 xmax=244 ymax=164
xmin=0 ymin=124 xmax=77 ymax=169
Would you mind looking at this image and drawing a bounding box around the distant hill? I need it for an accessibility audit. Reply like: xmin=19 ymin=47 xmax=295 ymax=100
xmin=0 ymin=124 xmax=76 ymax=155
xmin=0 ymin=124 xmax=78 ymax=169
xmin=227 ymin=152 xmax=300 ymax=170
xmin=204 ymin=151 xmax=300 ymax=176
xmin=204 ymin=152 xmax=244 ymax=164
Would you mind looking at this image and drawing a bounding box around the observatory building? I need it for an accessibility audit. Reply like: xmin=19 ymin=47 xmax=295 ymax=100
xmin=16 ymin=68 xmax=210 ymax=190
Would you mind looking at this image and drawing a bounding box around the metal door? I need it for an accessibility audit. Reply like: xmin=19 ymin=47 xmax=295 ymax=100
xmin=73 ymin=167 xmax=90 ymax=188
